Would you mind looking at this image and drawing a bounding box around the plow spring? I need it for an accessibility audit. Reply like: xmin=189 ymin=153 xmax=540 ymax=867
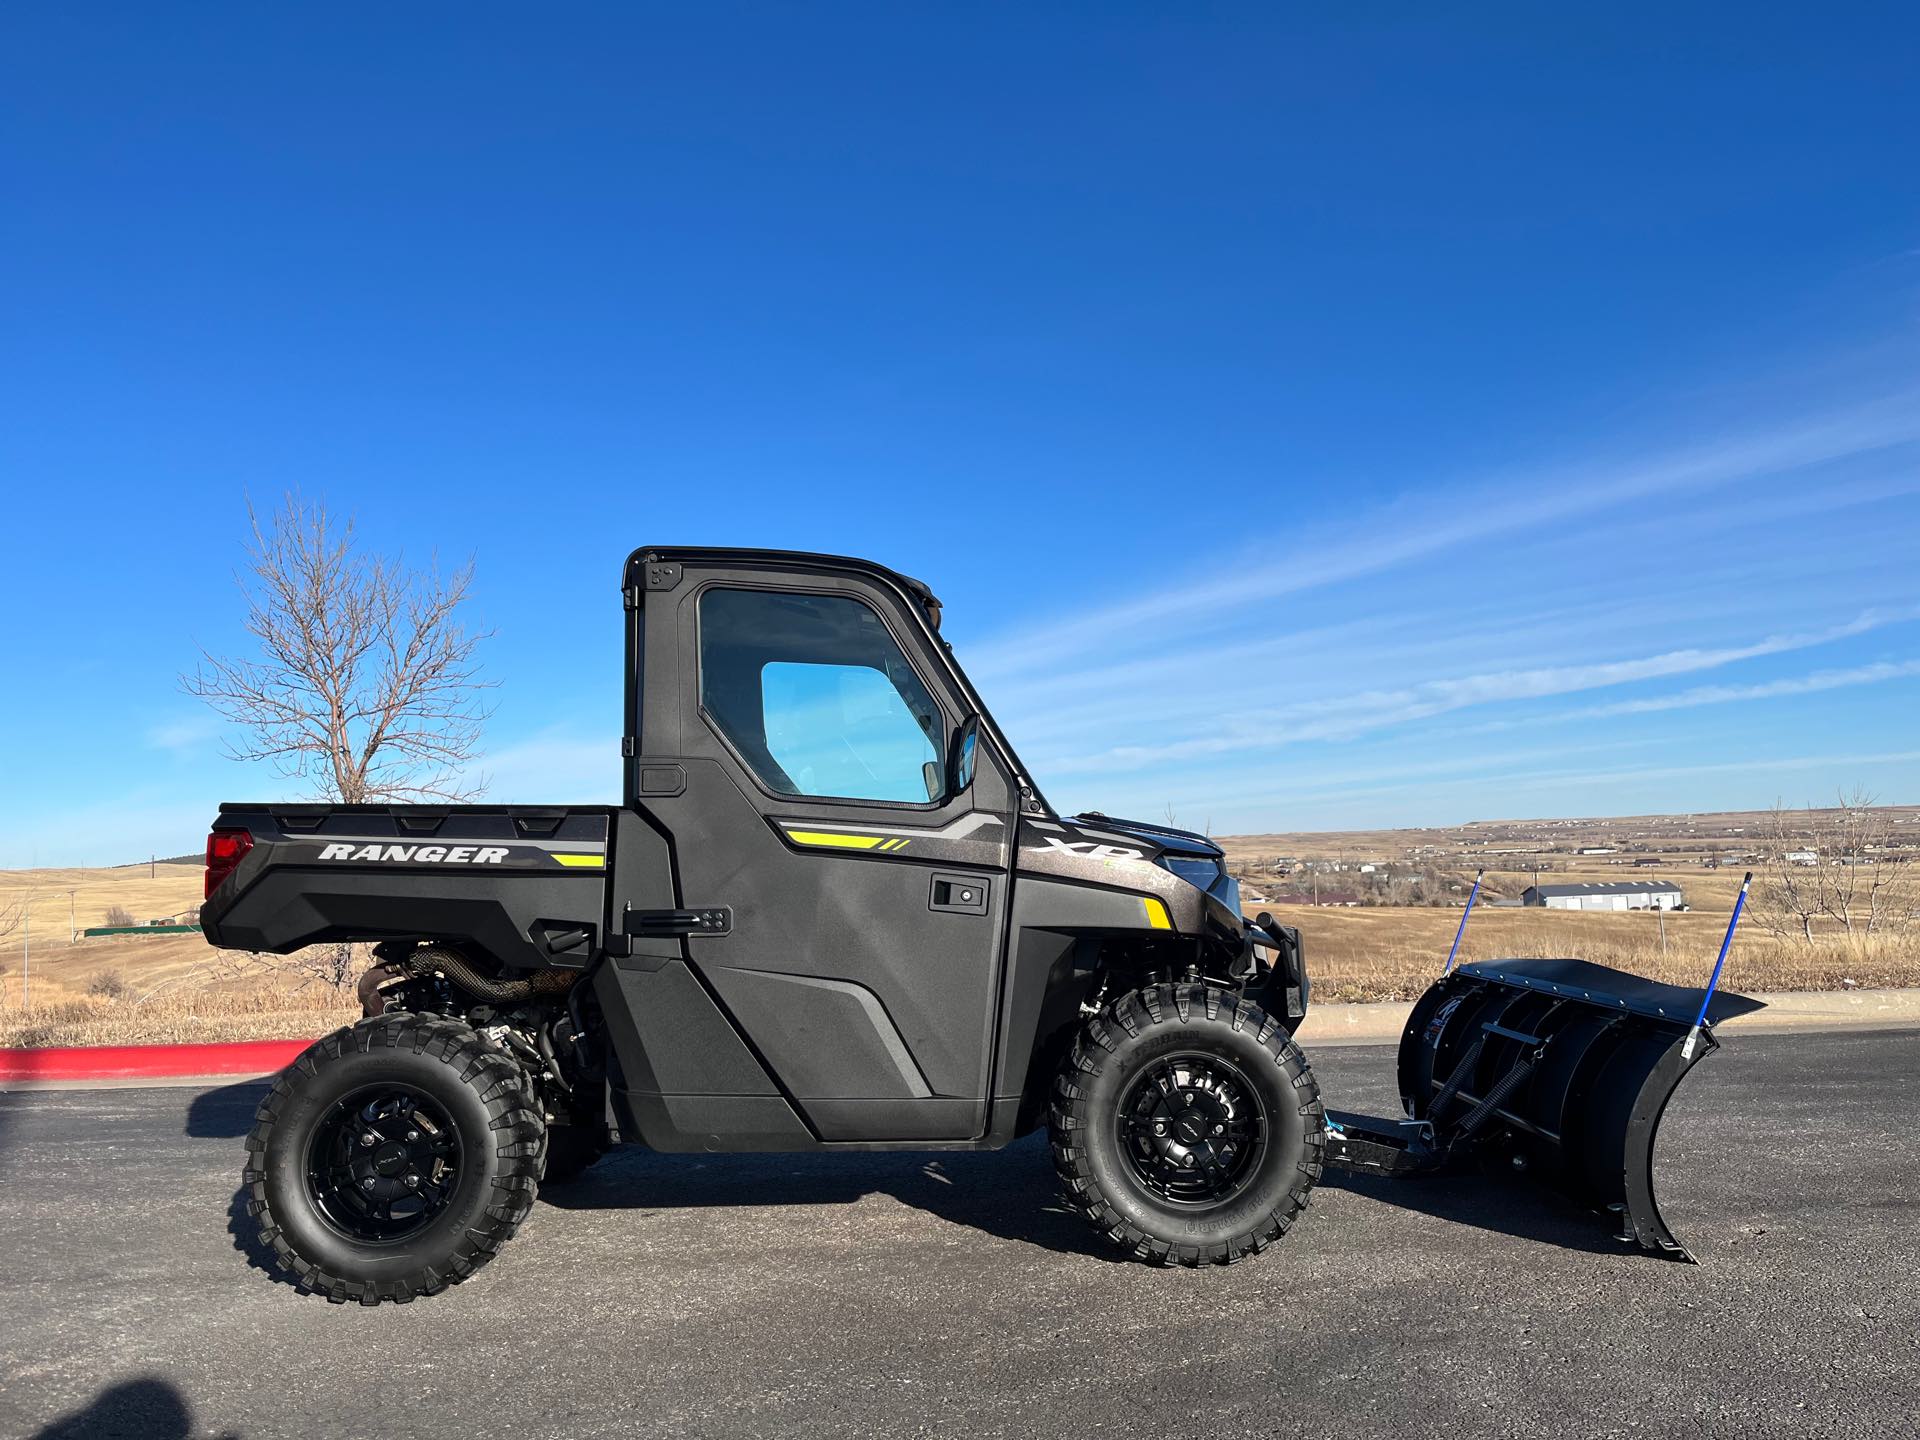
xmin=1325 ymin=873 xmax=1762 ymax=1262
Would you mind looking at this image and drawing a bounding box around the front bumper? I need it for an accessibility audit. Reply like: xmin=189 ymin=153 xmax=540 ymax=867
xmin=1241 ymin=913 xmax=1309 ymax=1029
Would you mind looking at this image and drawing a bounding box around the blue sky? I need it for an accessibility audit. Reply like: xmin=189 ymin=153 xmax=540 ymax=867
xmin=2 ymin=6 xmax=1918 ymax=866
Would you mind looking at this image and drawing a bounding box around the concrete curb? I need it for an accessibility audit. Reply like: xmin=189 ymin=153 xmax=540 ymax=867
xmin=1 ymin=990 xmax=1914 ymax=1090
xmin=0 ymin=1039 xmax=310 ymax=1088
xmin=1296 ymin=987 xmax=1920 ymax=1047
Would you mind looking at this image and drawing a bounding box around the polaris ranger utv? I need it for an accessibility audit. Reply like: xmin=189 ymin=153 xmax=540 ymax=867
xmin=204 ymin=547 xmax=1758 ymax=1304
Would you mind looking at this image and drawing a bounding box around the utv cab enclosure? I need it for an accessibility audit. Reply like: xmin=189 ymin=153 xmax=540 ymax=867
xmin=205 ymin=548 xmax=1753 ymax=1305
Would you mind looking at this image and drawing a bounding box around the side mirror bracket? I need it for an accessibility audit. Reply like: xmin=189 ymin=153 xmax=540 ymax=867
xmin=948 ymin=716 xmax=980 ymax=797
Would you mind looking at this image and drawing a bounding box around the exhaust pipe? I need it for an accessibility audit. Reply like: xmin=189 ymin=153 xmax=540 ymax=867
xmin=360 ymin=944 xmax=577 ymax=1017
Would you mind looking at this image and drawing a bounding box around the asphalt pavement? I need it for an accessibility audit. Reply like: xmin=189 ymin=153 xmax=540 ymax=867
xmin=2 ymin=1028 xmax=1916 ymax=1439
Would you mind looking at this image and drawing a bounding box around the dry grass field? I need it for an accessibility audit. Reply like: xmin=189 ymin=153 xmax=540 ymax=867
xmin=1 ymin=806 xmax=1915 ymax=1045
xmin=1251 ymin=900 xmax=1918 ymax=1003
xmin=0 ymin=864 xmax=358 ymax=1047
xmin=1217 ymin=807 xmax=1920 ymax=1001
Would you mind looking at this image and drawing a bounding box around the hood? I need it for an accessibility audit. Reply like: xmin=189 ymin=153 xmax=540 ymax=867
xmin=1067 ymin=811 xmax=1223 ymax=859
xmin=1066 ymin=812 xmax=1241 ymax=918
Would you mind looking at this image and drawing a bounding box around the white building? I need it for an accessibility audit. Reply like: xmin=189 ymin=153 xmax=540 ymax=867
xmin=1521 ymin=881 xmax=1684 ymax=912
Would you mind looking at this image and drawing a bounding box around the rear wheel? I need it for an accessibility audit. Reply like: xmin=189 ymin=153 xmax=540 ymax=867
xmin=1050 ymin=982 xmax=1325 ymax=1265
xmin=242 ymin=1014 xmax=546 ymax=1304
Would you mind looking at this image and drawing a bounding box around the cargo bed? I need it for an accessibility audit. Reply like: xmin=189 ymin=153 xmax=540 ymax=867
xmin=200 ymin=803 xmax=617 ymax=970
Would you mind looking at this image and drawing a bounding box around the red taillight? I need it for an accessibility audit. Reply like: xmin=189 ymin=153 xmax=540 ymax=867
xmin=205 ymin=828 xmax=254 ymax=898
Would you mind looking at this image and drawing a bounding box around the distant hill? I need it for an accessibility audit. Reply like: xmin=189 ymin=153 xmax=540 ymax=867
xmin=115 ymin=853 xmax=202 ymax=868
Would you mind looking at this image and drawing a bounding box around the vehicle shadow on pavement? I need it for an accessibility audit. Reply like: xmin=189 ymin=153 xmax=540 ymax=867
xmin=184 ymin=1081 xmax=264 ymax=1140
xmin=206 ymin=1081 xmax=1619 ymax=1269
xmin=31 ymin=1375 xmax=237 ymax=1440
xmin=189 ymin=1086 xmax=308 ymax=1294
xmin=538 ymin=1133 xmax=1123 ymax=1261
xmin=220 ymin=1133 xmax=1116 ymax=1285
xmin=224 ymin=1183 xmax=297 ymax=1290
xmin=1320 ymin=1168 xmax=1621 ymax=1256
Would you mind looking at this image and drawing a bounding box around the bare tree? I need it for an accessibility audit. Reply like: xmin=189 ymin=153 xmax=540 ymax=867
xmin=183 ymin=493 xmax=493 ymax=802
xmin=290 ymin=943 xmax=361 ymax=992
xmin=1754 ymin=790 xmax=1916 ymax=943
xmin=1821 ymin=787 xmax=1914 ymax=936
xmin=1755 ymin=801 xmax=1834 ymax=942
xmin=0 ymin=893 xmax=28 ymax=1006
xmin=201 ymin=942 xmax=360 ymax=995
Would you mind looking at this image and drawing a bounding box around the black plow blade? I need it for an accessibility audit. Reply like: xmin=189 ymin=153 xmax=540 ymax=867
xmin=1331 ymin=957 xmax=1764 ymax=1262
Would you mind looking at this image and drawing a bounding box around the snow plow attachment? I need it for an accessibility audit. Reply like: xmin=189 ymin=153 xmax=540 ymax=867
xmin=1328 ymin=958 xmax=1764 ymax=1261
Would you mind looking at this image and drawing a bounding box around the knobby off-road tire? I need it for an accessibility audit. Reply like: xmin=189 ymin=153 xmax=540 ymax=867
xmin=243 ymin=1013 xmax=546 ymax=1305
xmin=1050 ymin=982 xmax=1326 ymax=1265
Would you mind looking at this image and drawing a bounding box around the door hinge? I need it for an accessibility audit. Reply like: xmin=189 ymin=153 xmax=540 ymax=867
xmin=621 ymin=736 xmax=638 ymax=758
xmin=623 ymin=585 xmax=643 ymax=611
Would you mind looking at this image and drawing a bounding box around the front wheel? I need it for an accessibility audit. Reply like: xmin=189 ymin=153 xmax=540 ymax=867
xmin=1050 ymin=983 xmax=1325 ymax=1265
xmin=242 ymin=1014 xmax=546 ymax=1304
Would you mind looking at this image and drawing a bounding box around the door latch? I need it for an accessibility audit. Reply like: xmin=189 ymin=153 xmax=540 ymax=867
xmin=928 ymin=874 xmax=989 ymax=915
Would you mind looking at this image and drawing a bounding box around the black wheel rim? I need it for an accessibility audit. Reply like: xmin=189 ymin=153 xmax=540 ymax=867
xmin=1116 ymin=1053 xmax=1268 ymax=1208
xmin=304 ymin=1084 xmax=464 ymax=1244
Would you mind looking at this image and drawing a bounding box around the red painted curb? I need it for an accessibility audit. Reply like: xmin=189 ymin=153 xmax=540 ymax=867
xmin=0 ymin=1039 xmax=313 ymax=1082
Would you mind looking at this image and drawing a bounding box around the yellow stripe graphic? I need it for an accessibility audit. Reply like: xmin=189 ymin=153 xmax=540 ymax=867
xmin=1142 ymin=897 xmax=1173 ymax=930
xmin=552 ymin=853 xmax=606 ymax=868
xmin=786 ymin=830 xmax=887 ymax=850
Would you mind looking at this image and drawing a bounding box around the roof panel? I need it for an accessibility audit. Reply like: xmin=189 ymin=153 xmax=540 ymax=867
xmin=1526 ymin=881 xmax=1684 ymax=897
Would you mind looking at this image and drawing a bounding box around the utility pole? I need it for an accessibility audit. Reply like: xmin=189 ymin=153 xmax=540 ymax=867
xmin=69 ymin=889 xmax=78 ymax=944
xmin=22 ymin=897 xmax=29 ymax=1009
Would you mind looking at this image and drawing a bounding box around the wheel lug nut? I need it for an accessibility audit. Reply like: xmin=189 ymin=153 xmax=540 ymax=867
xmin=359 ymin=1133 xmax=376 ymax=1148
xmin=406 ymin=1129 xmax=419 ymax=1142
xmin=1213 ymin=1124 xmax=1224 ymax=1135
xmin=404 ymin=1173 xmax=420 ymax=1188
xmin=362 ymin=1177 xmax=377 ymax=1191
xmin=1154 ymin=1123 xmax=1167 ymax=1135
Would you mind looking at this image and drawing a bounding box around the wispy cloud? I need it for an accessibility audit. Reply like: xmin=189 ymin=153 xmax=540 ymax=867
xmin=1038 ymin=609 xmax=1917 ymax=775
xmin=1473 ymin=748 xmax=1920 ymax=797
xmin=145 ymin=713 xmax=225 ymax=753
xmin=1472 ymin=657 xmax=1920 ymax=730
xmin=468 ymin=730 xmax=617 ymax=802
xmin=1159 ymin=747 xmax=1920 ymax=829
xmin=972 ymin=394 xmax=1920 ymax=683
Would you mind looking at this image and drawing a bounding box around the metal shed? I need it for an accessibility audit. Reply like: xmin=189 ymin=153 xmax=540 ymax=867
xmin=1520 ymin=881 xmax=1684 ymax=912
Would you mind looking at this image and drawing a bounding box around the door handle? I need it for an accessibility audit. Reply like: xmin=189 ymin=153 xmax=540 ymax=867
xmin=929 ymin=873 xmax=989 ymax=915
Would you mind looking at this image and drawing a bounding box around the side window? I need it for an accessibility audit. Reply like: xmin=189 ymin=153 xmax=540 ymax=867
xmin=699 ymin=588 xmax=947 ymax=804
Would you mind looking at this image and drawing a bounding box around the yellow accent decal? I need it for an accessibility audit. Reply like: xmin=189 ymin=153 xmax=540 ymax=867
xmin=786 ymin=830 xmax=887 ymax=850
xmin=1142 ymin=897 xmax=1173 ymax=930
xmin=883 ymin=838 xmax=910 ymax=852
xmin=552 ymin=854 xmax=606 ymax=868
